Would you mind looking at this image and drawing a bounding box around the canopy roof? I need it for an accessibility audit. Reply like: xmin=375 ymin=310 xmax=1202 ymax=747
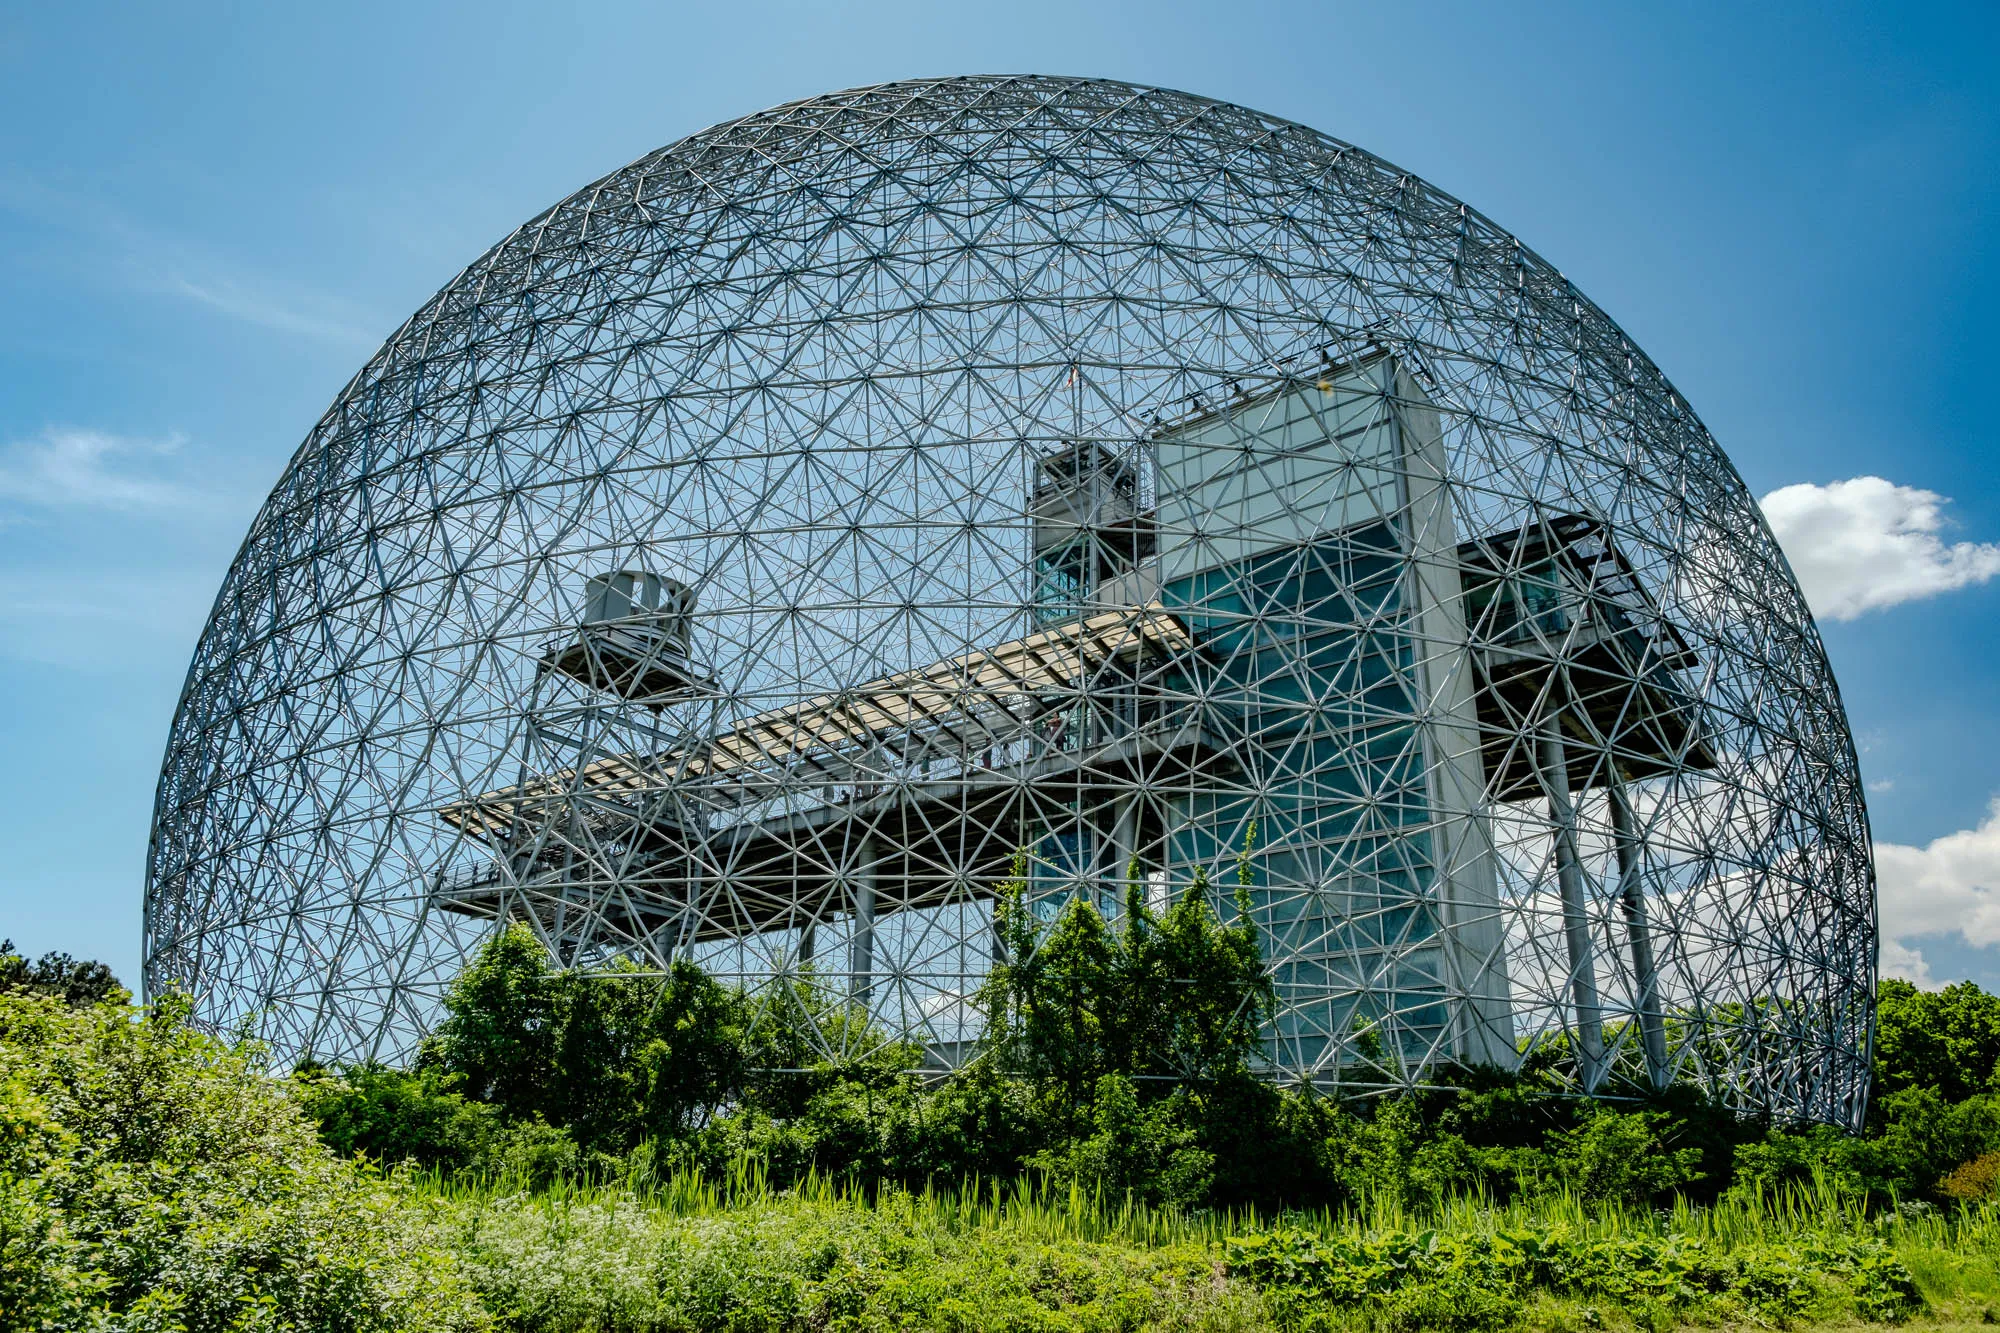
xmin=441 ymin=602 xmax=1196 ymax=843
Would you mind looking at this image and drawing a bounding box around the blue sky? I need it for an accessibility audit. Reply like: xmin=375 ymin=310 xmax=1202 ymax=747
xmin=1 ymin=1 xmax=1996 ymax=992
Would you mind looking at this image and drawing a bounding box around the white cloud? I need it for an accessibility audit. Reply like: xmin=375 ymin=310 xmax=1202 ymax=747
xmin=1875 ymin=800 xmax=2000 ymax=983
xmin=1761 ymin=476 xmax=2000 ymax=620
xmin=1878 ymin=936 xmax=1934 ymax=987
xmin=0 ymin=428 xmax=201 ymax=514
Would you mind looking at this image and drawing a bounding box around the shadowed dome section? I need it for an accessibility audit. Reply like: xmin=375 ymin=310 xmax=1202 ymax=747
xmin=144 ymin=74 xmax=1876 ymax=1126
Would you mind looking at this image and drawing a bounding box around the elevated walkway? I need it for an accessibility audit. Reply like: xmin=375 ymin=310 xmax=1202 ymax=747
xmin=434 ymin=603 xmax=1222 ymax=948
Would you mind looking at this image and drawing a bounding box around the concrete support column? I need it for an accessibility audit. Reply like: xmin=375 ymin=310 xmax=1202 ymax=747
xmin=1540 ymin=722 xmax=1606 ymax=1090
xmin=798 ymin=918 xmax=817 ymax=968
xmin=1609 ymin=781 xmax=1670 ymax=1088
xmin=848 ymin=838 xmax=878 ymax=1006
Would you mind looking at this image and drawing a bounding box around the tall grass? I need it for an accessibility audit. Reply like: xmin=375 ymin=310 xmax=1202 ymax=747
xmin=403 ymin=1159 xmax=2000 ymax=1329
xmin=409 ymin=1147 xmax=2000 ymax=1256
xmin=411 ymin=1151 xmax=1241 ymax=1247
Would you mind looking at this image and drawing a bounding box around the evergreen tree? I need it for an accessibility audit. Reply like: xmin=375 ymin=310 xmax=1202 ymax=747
xmin=981 ymin=837 xmax=1274 ymax=1111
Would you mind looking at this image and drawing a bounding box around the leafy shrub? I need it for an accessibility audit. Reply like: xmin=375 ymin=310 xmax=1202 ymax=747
xmin=1939 ymin=1150 xmax=2000 ymax=1202
xmin=0 ymin=991 xmax=486 ymax=1332
xmin=295 ymin=1061 xmax=507 ymax=1170
xmin=1225 ymin=1222 xmax=1922 ymax=1331
xmin=1541 ymin=1109 xmax=1704 ymax=1205
xmin=1872 ymin=1088 xmax=2000 ymax=1200
xmin=1027 ymin=1074 xmax=1217 ymax=1208
xmin=1735 ymin=1089 xmax=2000 ymax=1206
xmin=295 ymin=1061 xmax=587 ymax=1185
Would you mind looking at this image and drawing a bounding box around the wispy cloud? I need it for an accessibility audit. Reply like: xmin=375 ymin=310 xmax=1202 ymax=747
xmin=163 ymin=273 xmax=383 ymax=351
xmin=0 ymin=427 xmax=245 ymax=668
xmin=0 ymin=565 xmax=219 ymax=671
xmin=0 ymin=170 xmax=389 ymax=354
xmin=1761 ymin=476 xmax=2000 ymax=621
xmin=0 ymin=427 xmax=203 ymax=514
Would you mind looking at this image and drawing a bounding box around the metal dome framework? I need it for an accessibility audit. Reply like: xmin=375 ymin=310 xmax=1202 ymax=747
xmin=145 ymin=75 xmax=1876 ymax=1125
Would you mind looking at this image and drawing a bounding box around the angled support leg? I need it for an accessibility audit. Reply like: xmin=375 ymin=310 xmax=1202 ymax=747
xmin=1541 ymin=722 xmax=1605 ymax=1091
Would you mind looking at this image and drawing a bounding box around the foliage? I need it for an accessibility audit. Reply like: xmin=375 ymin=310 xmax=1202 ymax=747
xmin=286 ymin=908 xmax=2000 ymax=1224
xmin=282 ymin=904 xmax=2000 ymax=1224
xmin=1732 ymin=1086 xmax=2000 ymax=1208
xmin=434 ymin=1175 xmax=1233 ymax=1333
xmin=1874 ymin=978 xmax=2000 ymax=1107
xmin=1025 ymin=1074 xmax=1218 ymax=1208
xmin=0 ymin=990 xmax=486 ymax=1332
xmin=1528 ymin=1107 xmax=1705 ymax=1205
xmin=20 ymin=944 xmax=2000 ymax=1332
xmin=983 ymin=850 xmax=1272 ymax=1105
xmin=395 ymin=1162 xmax=1975 ymax=1333
xmin=299 ymin=920 xmax=2000 ymax=1221
xmin=0 ymin=938 xmax=127 ymax=1008
xmin=414 ymin=924 xmax=751 ymax=1156
xmin=1225 ymin=1217 xmax=1924 ymax=1332
xmin=293 ymin=1062 xmax=582 ymax=1185
xmin=296 ymin=1061 xmax=495 ymax=1170
xmin=1940 ymin=1149 xmax=2000 ymax=1202
xmin=398 ymin=1160 xmax=2000 ymax=1333
xmin=968 ymin=850 xmax=1289 ymax=1204
xmin=309 ymin=881 xmax=1287 ymax=1206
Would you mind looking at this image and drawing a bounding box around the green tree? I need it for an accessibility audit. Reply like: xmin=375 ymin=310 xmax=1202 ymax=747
xmin=983 ymin=849 xmax=1273 ymax=1106
xmin=1873 ymin=978 xmax=2000 ymax=1107
xmin=1128 ymin=865 xmax=1272 ymax=1082
xmin=421 ymin=925 xmax=763 ymax=1155
xmin=985 ymin=887 xmax=1122 ymax=1123
xmin=0 ymin=939 xmax=127 ymax=1007
xmin=976 ymin=840 xmax=1281 ymax=1203
xmin=421 ymin=922 xmax=562 ymax=1121
xmin=544 ymin=955 xmax=653 ymax=1151
xmin=635 ymin=960 xmax=752 ymax=1135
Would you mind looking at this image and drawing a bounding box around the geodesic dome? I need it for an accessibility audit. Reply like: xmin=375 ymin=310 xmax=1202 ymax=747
xmin=145 ymin=74 xmax=1876 ymax=1125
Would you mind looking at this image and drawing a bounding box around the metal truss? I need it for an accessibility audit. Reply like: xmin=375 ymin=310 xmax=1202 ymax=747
xmin=143 ymin=75 xmax=1876 ymax=1127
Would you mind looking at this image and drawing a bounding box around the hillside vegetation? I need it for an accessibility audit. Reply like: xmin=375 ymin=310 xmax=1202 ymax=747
xmin=7 ymin=903 xmax=2000 ymax=1332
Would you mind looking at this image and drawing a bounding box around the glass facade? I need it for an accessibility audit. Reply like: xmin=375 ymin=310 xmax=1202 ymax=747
xmin=1160 ymin=522 xmax=1451 ymax=1068
xmin=1071 ymin=359 xmax=1511 ymax=1074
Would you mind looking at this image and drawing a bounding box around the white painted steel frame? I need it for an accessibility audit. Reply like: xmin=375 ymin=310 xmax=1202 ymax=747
xmin=143 ymin=75 xmax=1876 ymax=1126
